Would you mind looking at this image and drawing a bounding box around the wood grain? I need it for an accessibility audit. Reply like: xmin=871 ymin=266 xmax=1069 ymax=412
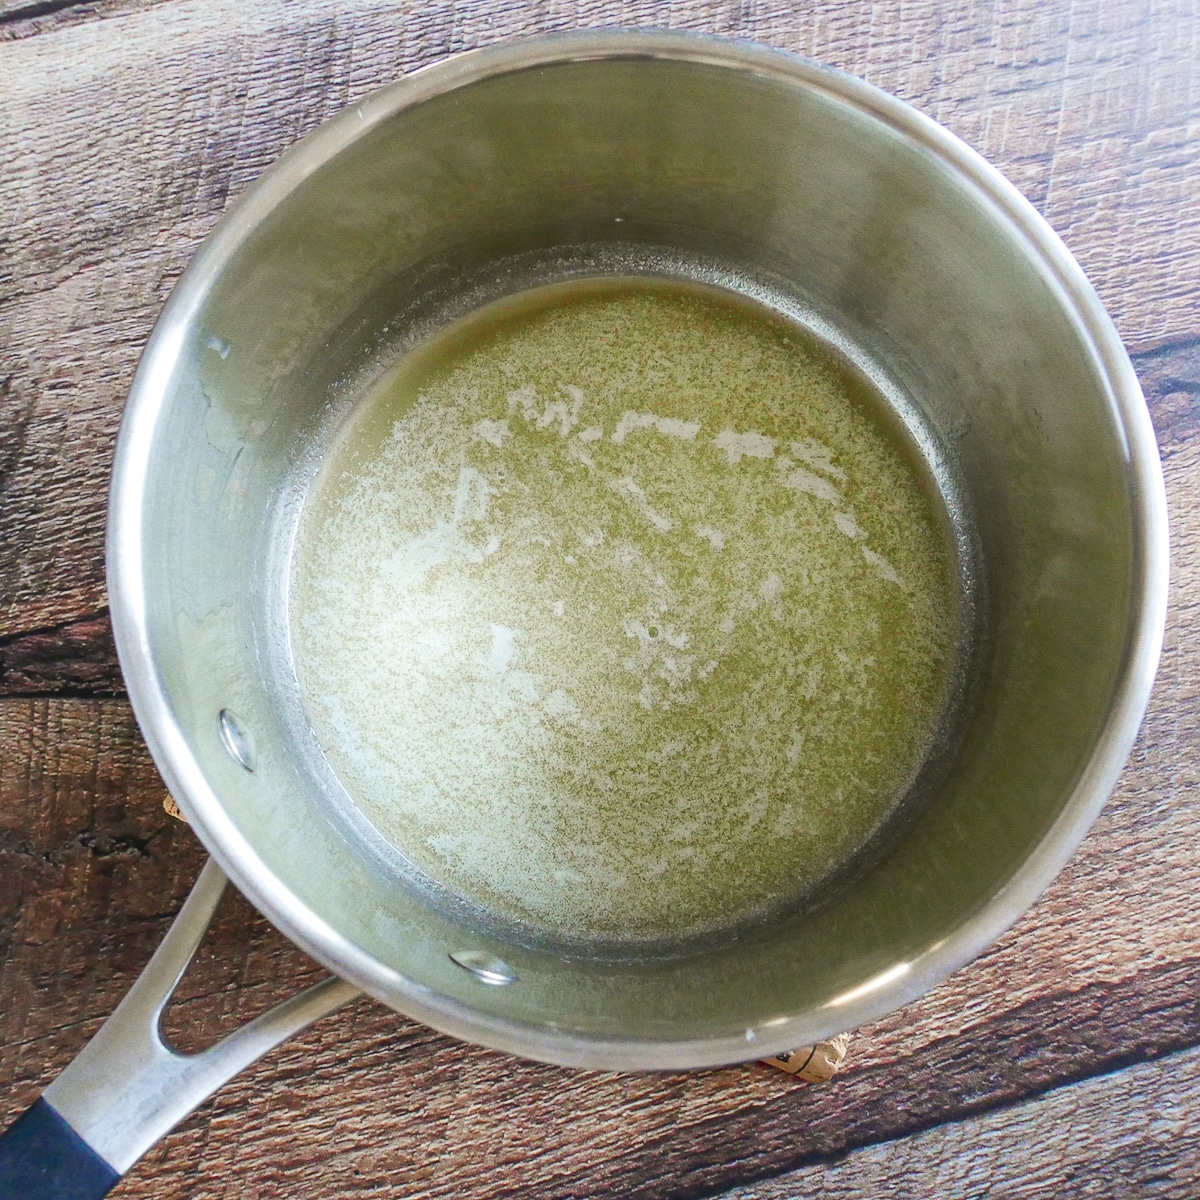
xmin=2 ymin=0 xmax=1199 ymax=636
xmin=715 ymin=1043 xmax=1200 ymax=1200
xmin=2 ymin=1 xmax=1200 ymax=1196
xmin=0 ymin=386 xmax=1195 ymax=1197
xmin=2 ymin=335 xmax=1194 ymax=701
xmin=0 ymin=613 xmax=119 ymax=697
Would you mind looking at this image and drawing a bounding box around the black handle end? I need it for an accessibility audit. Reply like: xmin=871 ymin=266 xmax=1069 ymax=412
xmin=0 ymin=1098 xmax=119 ymax=1200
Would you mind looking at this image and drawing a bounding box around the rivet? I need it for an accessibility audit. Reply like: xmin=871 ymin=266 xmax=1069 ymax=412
xmin=449 ymin=950 xmax=518 ymax=986
xmin=218 ymin=709 xmax=256 ymax=772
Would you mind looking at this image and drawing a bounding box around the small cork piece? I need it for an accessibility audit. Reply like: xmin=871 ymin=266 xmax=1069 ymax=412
xmin=163 ymin=793 xmax=188 ymax=823
xmin=763 ymin=1033 xmax=851 ymax=1082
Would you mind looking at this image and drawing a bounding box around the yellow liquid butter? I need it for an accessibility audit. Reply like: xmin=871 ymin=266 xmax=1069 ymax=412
xmin=290 ymin=281 xmax=959 ymax=943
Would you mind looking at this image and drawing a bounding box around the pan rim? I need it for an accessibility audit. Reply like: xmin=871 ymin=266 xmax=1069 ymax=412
xmin=105 ymin=29 xmax=1169 ymax=1071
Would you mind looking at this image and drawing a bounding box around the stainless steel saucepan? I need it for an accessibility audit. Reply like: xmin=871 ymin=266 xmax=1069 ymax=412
xmin=0 ymin=31 xmax=1167 ymax=1199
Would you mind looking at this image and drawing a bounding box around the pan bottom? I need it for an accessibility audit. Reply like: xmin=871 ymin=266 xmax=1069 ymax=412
xmin=273 ymin=247 xmax=976 ymax=961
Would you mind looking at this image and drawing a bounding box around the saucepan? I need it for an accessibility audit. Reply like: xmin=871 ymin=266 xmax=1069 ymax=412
xmin=0 ymin=30 xmax=1168 ymax=1199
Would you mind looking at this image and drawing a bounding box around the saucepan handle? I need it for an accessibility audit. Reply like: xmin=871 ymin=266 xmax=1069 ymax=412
xmin=0 ymin=859 xmax=360 ymax=1198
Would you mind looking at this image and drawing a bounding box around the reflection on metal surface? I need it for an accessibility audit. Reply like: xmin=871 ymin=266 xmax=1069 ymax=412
xmin=218 ymin=709 xmax=256 ymax=772
xmin=825 ymin=962 xmax=911 ymax=1008
xmin=450 ymin=950 xmax=519 ymax=986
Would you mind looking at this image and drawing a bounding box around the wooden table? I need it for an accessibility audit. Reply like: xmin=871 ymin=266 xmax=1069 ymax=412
xmin=2 ymin=2 xmax=1198 ymax=1196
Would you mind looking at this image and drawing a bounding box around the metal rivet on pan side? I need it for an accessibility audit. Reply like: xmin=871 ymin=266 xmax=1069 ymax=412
xmin=449 ymin=950 xmax=518 ymax=985
xmin=218 ymin=709 xmax=256 ymax=772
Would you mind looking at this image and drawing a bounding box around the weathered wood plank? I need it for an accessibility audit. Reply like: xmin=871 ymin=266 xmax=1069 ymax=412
xmin=2 ymin=0 xmax=1198 ymax=635
xmin=1141 ymin=338 xmax=1200 ymax=453
xmin=0 ymin=402 xmax=1195 ymax=1196
xmin=715 ymin=1043 xmax=1200 ymax=1200
xmin=5 ymin=0 xmax=1196 ymax=338
xmin=1 ymin=681 xmax=1198 ymax=1198
xmin=1 ymin=336 xmax=1193 ymax=696
xmin=0 ymin=0 xmax=92 ymax=25
xmin=0 ymin=613 xmax=118 ymax=696
xmin=3 ymin=2 xmax=1199 ymax=1196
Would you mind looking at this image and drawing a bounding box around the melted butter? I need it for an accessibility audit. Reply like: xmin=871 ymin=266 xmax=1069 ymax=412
xmin=290 ymin=280 xmax=959 ymax=943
